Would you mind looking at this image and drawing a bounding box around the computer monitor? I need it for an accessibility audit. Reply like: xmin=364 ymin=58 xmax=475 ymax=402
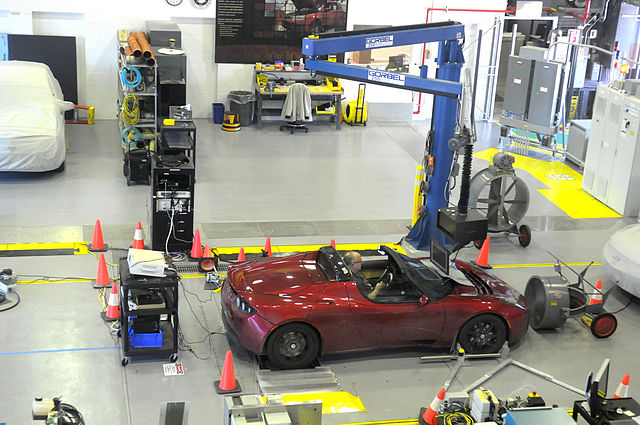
xmin=588 ymin=358 xmax=610 ymax=416
xmin=430 ymin=239 xmax=450 ymax=275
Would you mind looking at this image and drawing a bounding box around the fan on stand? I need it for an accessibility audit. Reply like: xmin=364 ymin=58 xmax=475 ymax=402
xmin=469 ymin=152 xmax=531 ymax=247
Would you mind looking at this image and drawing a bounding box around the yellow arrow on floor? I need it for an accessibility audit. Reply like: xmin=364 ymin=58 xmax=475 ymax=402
xmin=473 ymin=148 xmax=621 ymax=219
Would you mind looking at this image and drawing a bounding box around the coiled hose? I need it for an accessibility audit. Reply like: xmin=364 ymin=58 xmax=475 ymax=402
xmin=121 ymin=127 xmax=142 ymax=150
xmin=120 ymin=66 xmax=142 ymax=88
xmin=121 ymin=93 xmax=139 ymax=126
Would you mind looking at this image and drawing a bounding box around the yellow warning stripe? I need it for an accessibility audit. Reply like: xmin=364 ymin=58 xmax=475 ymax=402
xmin=280 ymin=391 xmax=366 ymax=414
xmin=0 ymin=242 xmax=89 ymax=255
xmin=334 ymin=420 xmax=417 ymax=425
xmin=215 ymin=243 xmax=406 ymax=255
xmin=18 ymin=278 xmax=93 ymax=285
xmin=492 ymin=261 xmax=601 ymax=269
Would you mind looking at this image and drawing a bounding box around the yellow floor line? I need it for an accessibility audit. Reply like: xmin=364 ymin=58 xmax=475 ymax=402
xmin=492 ymin=261 xmax=601 ymax=269
xmin=474 ymin=148 xmax=621 ymax=219
xmin=281 ymin=391 xmax=366 ymax=414
xmin=0 ymin=242 xmax=89 ymax=255
xmin=18 ymin=278 xmax=93 ymax=285
xmin=215 ymin=243 xmax=406 ymax=255
xmin=334 ymin=420 xmax=417 ymax=425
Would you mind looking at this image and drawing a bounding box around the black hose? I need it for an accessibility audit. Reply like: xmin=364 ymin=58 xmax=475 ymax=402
xmin=457 ymin=141 xmax=473 ymax=215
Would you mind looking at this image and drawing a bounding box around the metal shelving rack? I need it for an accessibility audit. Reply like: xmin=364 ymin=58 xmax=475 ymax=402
xmin=116 ymin=36 xmax=158 ymax=185
xmin=118 ymin=258 xmax=179 ymax=366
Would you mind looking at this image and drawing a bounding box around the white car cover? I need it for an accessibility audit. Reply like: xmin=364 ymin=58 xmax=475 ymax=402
xmin=603 ymin=224 xmax=640 ymax=298
xmin=0 ymin=61 xmax=74 ymax=171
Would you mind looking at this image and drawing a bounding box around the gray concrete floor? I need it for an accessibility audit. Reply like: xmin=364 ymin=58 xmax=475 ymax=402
xmin=0 ymin=119 xmax=637 ymax=424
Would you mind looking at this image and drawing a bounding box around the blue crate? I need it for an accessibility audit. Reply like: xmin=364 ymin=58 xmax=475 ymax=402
xmin=128 ymin=327 xmax=163 ymax=348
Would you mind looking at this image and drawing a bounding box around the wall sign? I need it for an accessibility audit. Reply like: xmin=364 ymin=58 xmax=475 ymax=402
xmin=215 ymin=0 xmax=349 ymax=64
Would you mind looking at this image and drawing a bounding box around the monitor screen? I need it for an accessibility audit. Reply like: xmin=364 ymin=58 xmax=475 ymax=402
xmin=430 ymin=239 xmax=450 ymax=275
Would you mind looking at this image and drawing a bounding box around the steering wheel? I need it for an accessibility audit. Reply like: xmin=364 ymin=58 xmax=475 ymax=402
xmin=374 ymin=264 xmax=395 ymax=288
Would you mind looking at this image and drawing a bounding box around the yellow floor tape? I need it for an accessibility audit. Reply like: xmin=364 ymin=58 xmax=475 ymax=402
xmin=491 ymin=261 xmax=601 ymax=269
xmin=279 ymin=391 xmax=366 ymax=414
xmin=0 ymin=242 xmax=89 ymax=255
xmin=474 ymin=148 xmax=621 ymax=219
xmin=334 ymin=420 xmax=417 ymax=425
xmin=215 ymin=243 xmax=406 ymax=256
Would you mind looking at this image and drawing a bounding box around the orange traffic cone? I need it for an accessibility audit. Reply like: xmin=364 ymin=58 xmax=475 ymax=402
xmin=89 ymin=219 xmax=108 ymax=252
xmin=190 ymin=229 xmax=203 ymax=259
xmin=420 ymin=387 xmax=445 ymax=425
xmin=214 ymin=350 xmax=242 ymax=394
xmin=589 ymin=280 xmax=603 ymax=305
xmin=330 ymin=239 xmax=336 ymax=249
xmin=263 ymin=237 xmax=272 ymax=257
xmin=473 ymin=237 xmax=492 ymax=269
xmin=613 ymin=374 xmax=630 ymax=398
xmin=93 ymin=253 xmax=111 ymax=288
xmin=237 ymin=247 xmax=246 ymax=262
xmin=132 ymin=221 xmax=145 ymax=249
xmin=203 ymin=244 xmax=212 ymax=258
xmin=101 ymin=281 xmax=119 ymax=321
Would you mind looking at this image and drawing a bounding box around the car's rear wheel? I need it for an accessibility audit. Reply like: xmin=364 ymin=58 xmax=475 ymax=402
xmin=458 ymin=314 xmax=506 ymax=354
xmin=266 ymin=323 xmax=320 ymax=370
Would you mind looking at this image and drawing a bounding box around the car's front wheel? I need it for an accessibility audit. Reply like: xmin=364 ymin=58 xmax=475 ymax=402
xmin=458 ymin=314 xmax=506 ymax=354
xmin=266 ymin=323 xmax=320 ymax=370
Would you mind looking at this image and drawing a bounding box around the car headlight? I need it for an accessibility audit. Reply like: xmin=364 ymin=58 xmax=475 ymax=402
xmin=498 ymin=296 xmax=526 ymax=308
xmin=234 ymin=295 xmax=257 ymax=316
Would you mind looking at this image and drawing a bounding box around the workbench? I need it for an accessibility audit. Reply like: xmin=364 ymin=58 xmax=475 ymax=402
xmin=254 ymin=84 xmax=343 ymax=130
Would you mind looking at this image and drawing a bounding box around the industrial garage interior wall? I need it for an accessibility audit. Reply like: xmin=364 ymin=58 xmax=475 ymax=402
xmin=343 ymin=0 xmax=506 ymax=122
xmin=0 ymin=1 xmax=216 ymax=120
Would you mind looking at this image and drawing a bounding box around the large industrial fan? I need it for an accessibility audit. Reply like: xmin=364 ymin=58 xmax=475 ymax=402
xmin=469 ymin=152 xmax=531 ymax=247
xmin=524 ymin=254 xmax=618 ymax=338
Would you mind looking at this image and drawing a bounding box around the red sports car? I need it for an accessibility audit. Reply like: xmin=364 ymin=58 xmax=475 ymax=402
xmin=221 ymin=246 xmax=528 ymax=369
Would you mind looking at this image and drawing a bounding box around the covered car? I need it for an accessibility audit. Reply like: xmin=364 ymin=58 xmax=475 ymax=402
xmin=222 ymin=246 xmax=529 ymax=369
xmin=0 ymin=61 xmax=74 ymax=172
xmin=603 ymin=224 xmax=640 ymax=297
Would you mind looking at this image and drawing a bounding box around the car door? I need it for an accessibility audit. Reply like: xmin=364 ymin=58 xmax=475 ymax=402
xmin=345 ymin=280 xmax=445 ymax=347
xmin=306 ymin=280 xmax=365 ymax=354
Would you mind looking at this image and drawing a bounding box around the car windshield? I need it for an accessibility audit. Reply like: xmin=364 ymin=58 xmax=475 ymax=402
xmin=386 ymin=248 xmax=455 ymax=301
xmin=316 ymin=246 xmax=351 ymax=282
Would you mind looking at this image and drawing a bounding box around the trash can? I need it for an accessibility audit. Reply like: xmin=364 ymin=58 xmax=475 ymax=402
xmin=228 ymin=91 xmax=256 ymax=126
xmin=212 ymin=103 xmax=225 ymax=124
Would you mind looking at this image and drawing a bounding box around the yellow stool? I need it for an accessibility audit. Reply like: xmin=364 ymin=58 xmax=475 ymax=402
xmin=222 ymin=112 xmax=241 ymax=132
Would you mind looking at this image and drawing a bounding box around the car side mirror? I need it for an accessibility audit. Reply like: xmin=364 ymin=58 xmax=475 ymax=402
xmin=419 ymin=295 xmax=430 ymax=305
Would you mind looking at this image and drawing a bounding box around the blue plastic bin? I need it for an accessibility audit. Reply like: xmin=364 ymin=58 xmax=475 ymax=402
xmin=128 ymin=327 xmax=163 ymax=348
xmin=212 ymin=103 xmax=225 ymax=124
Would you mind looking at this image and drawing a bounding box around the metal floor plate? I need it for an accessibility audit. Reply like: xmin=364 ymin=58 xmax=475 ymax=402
xmin=257 ymin=366 xmax=342 ymax=395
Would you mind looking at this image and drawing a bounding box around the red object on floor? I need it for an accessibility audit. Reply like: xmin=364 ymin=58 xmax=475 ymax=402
xmin=190 ymin=229 xmax=203 ymax=258
xmin=237 ymin=248 xmax=246 ymax=262
xmin=96 ymin=253 xmax=110 ymax=287
xmin=264 ymin=237 xmax=272 ymax=257
xmin=132 ymin=221 xmax=145 ymax=249
xmin=89 ymin=219 xmax=106 ymax=251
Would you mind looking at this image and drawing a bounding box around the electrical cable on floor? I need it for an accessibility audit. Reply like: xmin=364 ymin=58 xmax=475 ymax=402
xmin=0 ymin=288 xmax=20 ymax=312
xmin=50 ymin=399 xmax=85 ymax=425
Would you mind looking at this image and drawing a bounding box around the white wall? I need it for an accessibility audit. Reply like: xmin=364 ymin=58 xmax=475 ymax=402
xmin=0 ymin=0 xmax=506 ymax=121
xmin=0 ymin=1 xmax=217 ymax=119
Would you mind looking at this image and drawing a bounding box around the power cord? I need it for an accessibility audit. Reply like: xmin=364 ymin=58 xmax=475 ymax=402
xmin=50 ymin=398 xmax=85 ymax=424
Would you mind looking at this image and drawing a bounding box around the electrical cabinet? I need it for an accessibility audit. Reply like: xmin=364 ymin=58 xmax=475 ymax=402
xmin=528 ymin=60 xmax=562 ymax=127
xmin=582 ymin=84 xmax=640 ymax=216
xmin=503 ymin=56 xmax=534 ymax=117
xmin=150 ymin=156 xmax=195 ymax=252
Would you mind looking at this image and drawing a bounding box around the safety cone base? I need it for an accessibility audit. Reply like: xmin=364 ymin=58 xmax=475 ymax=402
xmin=214 ymin=379 xmax=241 ymax=394
xmin=472 ymin=261 xmax=492 ymax=269
xmin=417 ymin=407 xmax=430 ymax=425
xmin=92 ymin=280 xmax=112 ymax=289
xmin=88 ymin=243 xmax=109 ymax=252
xmin=100 ymin=311 xmax=119 ymax=322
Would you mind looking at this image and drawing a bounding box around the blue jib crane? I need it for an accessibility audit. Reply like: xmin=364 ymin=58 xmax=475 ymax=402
xmin=302 ymin=22 xmax=487 ymax=251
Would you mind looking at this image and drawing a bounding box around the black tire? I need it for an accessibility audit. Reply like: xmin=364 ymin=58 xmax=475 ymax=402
xmin=518 ymin=224 xmax=531 ymax=248
xmin=266 ymin=323 xmax=320 ymax=370
xmin=590 ymin=313 xmax=617 ymax=338
xmin=458 ymin=314 xmax=507 ymax=354
xmin=53 ymin=161 xmax=65 ymax=173
xmin=123 ymin=161 xmax=129 ymax=177
xmin=121 ymin=357 xmax=129 ymax=366
xmin=169 ymin=353 xmax=178 ymax=362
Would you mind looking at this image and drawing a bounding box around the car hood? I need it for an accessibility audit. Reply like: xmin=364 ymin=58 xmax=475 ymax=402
xmin=227 ymin=252 xmax=317 ymax=295
xmin=290 ymin=0 xmax=324 ymax=11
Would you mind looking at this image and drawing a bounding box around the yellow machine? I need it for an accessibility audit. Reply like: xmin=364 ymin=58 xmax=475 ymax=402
xmin=343 ymin=83 xmax=367 ymax=125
